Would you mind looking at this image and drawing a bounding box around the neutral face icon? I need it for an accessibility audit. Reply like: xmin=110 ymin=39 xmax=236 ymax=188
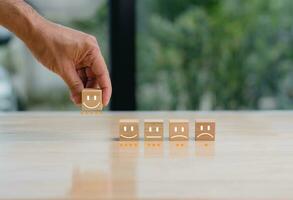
xmin=144 ymin=120 xmax=164 ymax=141
xmin=169 ymin=120 xmax=189 ymax=141
xmin=82 ymin=89 xmax=103 ymax=111
xmin=195 ymin=121 xmax=215 ymax=141
xmin=119 ymin=120 xmax=139 ymax=141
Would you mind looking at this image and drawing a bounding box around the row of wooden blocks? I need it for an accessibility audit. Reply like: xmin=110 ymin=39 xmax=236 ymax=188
xmin=119 ymin=119 xmax=216 ymax=141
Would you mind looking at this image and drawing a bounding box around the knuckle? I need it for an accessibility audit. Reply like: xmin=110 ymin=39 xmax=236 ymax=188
xmin=70 ymin=81 xmax=82 ymax=92
xmin=67 ymin=79 xmax=83 ymax=94
xmin=88 ymin=46 xmax=102 ymax=59
xmin=86 ymin=35 xmax=97 ymax=44
xmin=93 ymin=46 xmax=101 ymax=55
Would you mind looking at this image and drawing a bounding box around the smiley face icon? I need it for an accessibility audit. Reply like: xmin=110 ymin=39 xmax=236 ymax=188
xmin=119 ymin=119 xmax=139 ymax=141
xmin=82 ymin=89 xmax=103 ymax=112
xmin=195 ymin=120 xmax=216 ymax=141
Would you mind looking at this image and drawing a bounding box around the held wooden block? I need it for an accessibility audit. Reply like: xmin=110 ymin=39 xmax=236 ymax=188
xmin=119 ymin=119 xmax=139 ymax=141
xmin=169 ymin=120 xmax=189 ymax=141
xmin=195 ymin=120 xmax=216 ymax=141
xmin=81 ymin=89 xmax=103 ymax=112
xmin=144 ymin=119 xmax=164 ymax=141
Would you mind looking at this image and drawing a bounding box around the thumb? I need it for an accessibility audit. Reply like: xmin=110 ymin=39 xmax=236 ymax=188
xmin=61 ymin=66 xmax=84 ymax=105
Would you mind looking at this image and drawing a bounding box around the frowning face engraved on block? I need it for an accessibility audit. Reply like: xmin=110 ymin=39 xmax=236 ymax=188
xmin=119 ymin=119 xmax=139 ymax=141
xmin=195 ymin=120 xmax=216 ymax=141
xmin=169 ymin=120 xmax=189 ymax=141
xmin=144 ymin=119 xmax=164 ymax=141
xmin=82 ymin=89 xmax=103 ymax=111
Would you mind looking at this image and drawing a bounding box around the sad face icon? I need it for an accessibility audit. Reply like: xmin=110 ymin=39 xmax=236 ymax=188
xmin=195 ymin=121 xmax=216 ymax=141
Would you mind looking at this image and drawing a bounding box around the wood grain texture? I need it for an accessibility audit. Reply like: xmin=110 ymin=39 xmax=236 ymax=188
xmin=0 ymin=111 xmax=293 ymax=200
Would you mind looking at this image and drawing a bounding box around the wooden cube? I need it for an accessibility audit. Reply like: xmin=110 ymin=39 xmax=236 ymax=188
xmin=169 ymin=120 xmax=189 ymax=141
xmin=119 ymin=119 xmax=139 ymax=141
xmin=144 ymin=119 xmax=164 ymax=141
xmin=81 ymin=89 xmax=103 ymax=112
xmin=195 ymin=120 xmax=216 ymax=141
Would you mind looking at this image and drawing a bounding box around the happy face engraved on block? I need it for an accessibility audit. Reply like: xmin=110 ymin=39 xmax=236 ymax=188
xmin=119 ymin=119 xmax=139 ymax=141
xmin=82 ymin=89 xmax=103 ymax=112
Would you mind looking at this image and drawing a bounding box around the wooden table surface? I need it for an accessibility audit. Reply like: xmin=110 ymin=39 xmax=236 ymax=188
xmin=0 ymin=111 xmax=293 ymax=200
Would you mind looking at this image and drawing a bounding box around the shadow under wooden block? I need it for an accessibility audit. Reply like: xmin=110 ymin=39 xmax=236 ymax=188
xmin=169 ymin=141 xmax=189 ymax=158
xmin=69 ymin=167 xmax=111 ymax=198
xmin=195 ymin=141 xmax=215 ymax=157
xmin=144 ymin=141 xmax=163 ymax=158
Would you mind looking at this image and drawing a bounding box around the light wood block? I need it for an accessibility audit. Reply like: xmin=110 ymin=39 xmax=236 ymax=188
xmin=144 ymin=119 xmax=164 ymax=141
xmin=81 ymin=89 xmax=103 ymax=112
xmin=169 ymin=119 xmax=189 ymax=141
xmin=119 ymin=119 xmax=139 ymax=141
xmin=195 ymin=120 xmax=216 ymax=141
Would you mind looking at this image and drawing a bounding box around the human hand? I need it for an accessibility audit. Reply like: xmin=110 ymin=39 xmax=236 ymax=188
xmin=0 ymin=0 xmax=111 ymax=106
xmin=29 ymin=22 xmax=112 ymax=105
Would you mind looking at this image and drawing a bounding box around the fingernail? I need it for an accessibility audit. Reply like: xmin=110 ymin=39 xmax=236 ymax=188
xmin=71 ymin=94 xmax=81 ymax=105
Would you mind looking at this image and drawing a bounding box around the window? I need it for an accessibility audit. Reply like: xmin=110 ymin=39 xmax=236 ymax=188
xmin=136 ymin=0 xmax=293 ymax=110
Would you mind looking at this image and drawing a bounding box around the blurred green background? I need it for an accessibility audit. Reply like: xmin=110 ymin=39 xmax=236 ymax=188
xmin=136 ymin=0 xmax=293 ymax=110
xmin=0 ymin=0 xmax=292 ymax=111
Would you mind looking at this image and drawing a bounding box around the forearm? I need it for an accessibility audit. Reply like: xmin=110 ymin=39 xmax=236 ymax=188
xmin=0 ymin=0 xmax=44 ymax=44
